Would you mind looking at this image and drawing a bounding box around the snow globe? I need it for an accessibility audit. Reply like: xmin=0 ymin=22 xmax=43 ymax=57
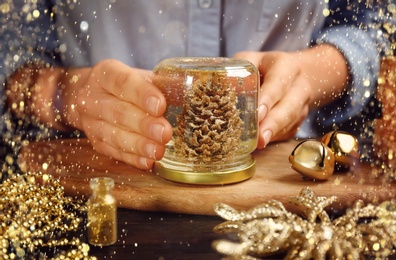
xmin=152 ymin=57 xmax=259 ymax=185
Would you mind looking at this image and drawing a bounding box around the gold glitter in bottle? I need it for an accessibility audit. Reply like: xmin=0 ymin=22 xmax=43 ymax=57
xmin=87 ymin=177 xmax=117 ymax=246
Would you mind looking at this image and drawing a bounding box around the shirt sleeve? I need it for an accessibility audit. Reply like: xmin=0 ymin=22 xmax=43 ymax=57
xmin=0 ymin=1 xmax=60 ymax=81
xmin=0 ymin=0 xmax=65 ymax=149
xmin=308 ymin=0 xmax=393 ymax=136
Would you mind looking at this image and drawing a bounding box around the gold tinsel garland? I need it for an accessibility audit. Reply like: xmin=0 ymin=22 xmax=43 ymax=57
xmin=0 ymin=171 xmax=95 ymax=259
xmin=212 ymin=187 xmax=396 ymax=259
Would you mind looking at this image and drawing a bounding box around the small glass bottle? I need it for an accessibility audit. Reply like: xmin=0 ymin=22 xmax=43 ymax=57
xmin=152 ymin=57 xmax=259 ymax=185
xmin=87 ymin=177 xmax=117 ymax=246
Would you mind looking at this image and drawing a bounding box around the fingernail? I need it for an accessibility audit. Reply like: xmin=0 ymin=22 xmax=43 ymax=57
xmin=146 ymin=96 xmax=160 ymax=115
xmin=139 ymin=157 xmax=149 ymax=168
xmin=150 ymin=124 xmax=164 ymax=143
xmin=144 ymin=143 xmax=157 ymax=160
xmin=258 ymin=104 xmax=267 ymax=121
xmin=263 ymin=130 xmax=272 ymax=147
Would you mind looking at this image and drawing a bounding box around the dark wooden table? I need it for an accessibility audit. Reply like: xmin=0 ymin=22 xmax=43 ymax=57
xmin=86 ymin=208 xmax=226 ymax=260
xmin=82 ymin=208 xmax=396 ymax=260
xmin=19 ymin=138 xmax=396 ymax=259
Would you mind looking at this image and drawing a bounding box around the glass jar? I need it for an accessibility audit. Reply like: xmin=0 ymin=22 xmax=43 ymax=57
xmin=87 ymin=177 xmax=117 ymax=246
xmin=152 ymin=57 xmax=259 ymax=185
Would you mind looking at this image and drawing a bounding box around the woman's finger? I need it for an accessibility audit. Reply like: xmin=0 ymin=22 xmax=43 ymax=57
xmin=77 ymin=91 xmax=172 ymax=144
xmin=81 ymin=117 xmax=166 ymax=161
xmin=91 ymin=59 xmax=167 ymax=117
xmin=90 ymin=137 xmax=156 ymax=170
xmin=257 ymin=76 xmax=311 ymax=148
xmin=257 ymin=53 xmax=302 ymax=118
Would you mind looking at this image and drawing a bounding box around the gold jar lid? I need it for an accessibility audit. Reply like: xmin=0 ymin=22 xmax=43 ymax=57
xmin=153 ymin=157 xmax=256 ymax=185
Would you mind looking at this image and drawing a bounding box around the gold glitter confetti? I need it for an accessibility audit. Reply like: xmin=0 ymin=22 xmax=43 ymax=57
xmin=373 ymin=56 xmax=396 ymax=180
xmin=212 ymin=187 xmax=396 ymax=259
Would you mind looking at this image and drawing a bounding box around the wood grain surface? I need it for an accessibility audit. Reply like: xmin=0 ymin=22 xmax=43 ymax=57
xmin=18 ymin=138 xmax=395 ymax=215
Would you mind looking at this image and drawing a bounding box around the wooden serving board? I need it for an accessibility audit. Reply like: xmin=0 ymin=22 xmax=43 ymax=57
xmin=18 ymin=138 xmax=395 ymax=215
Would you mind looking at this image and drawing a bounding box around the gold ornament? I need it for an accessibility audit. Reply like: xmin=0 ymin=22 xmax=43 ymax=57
xmin=212 ymin=187 xmax=396 ymax=259
xmin=321 ymin=130 xmax=360 ymax=168
xmin=289 ymin=140 xmax=335 ymax=180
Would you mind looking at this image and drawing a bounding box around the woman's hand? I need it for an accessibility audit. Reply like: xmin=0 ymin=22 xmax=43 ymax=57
xmin=234 ymin=51 xmax=312 ymax=148
xmin=235 ymin=44 xmax=348 ymax=148
xmin=63 ymin=59 xmax=173 ymax=169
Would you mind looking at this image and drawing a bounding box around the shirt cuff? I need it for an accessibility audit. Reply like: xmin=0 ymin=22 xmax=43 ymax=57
xmin=312 ymin=26 xmax=380 ymax=128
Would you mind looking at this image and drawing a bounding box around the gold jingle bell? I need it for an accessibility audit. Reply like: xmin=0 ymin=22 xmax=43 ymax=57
xmin=321 ymin=130 xmax=359 ymax=168
xmin=289 ymin=140 xmax=335 ymax=181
